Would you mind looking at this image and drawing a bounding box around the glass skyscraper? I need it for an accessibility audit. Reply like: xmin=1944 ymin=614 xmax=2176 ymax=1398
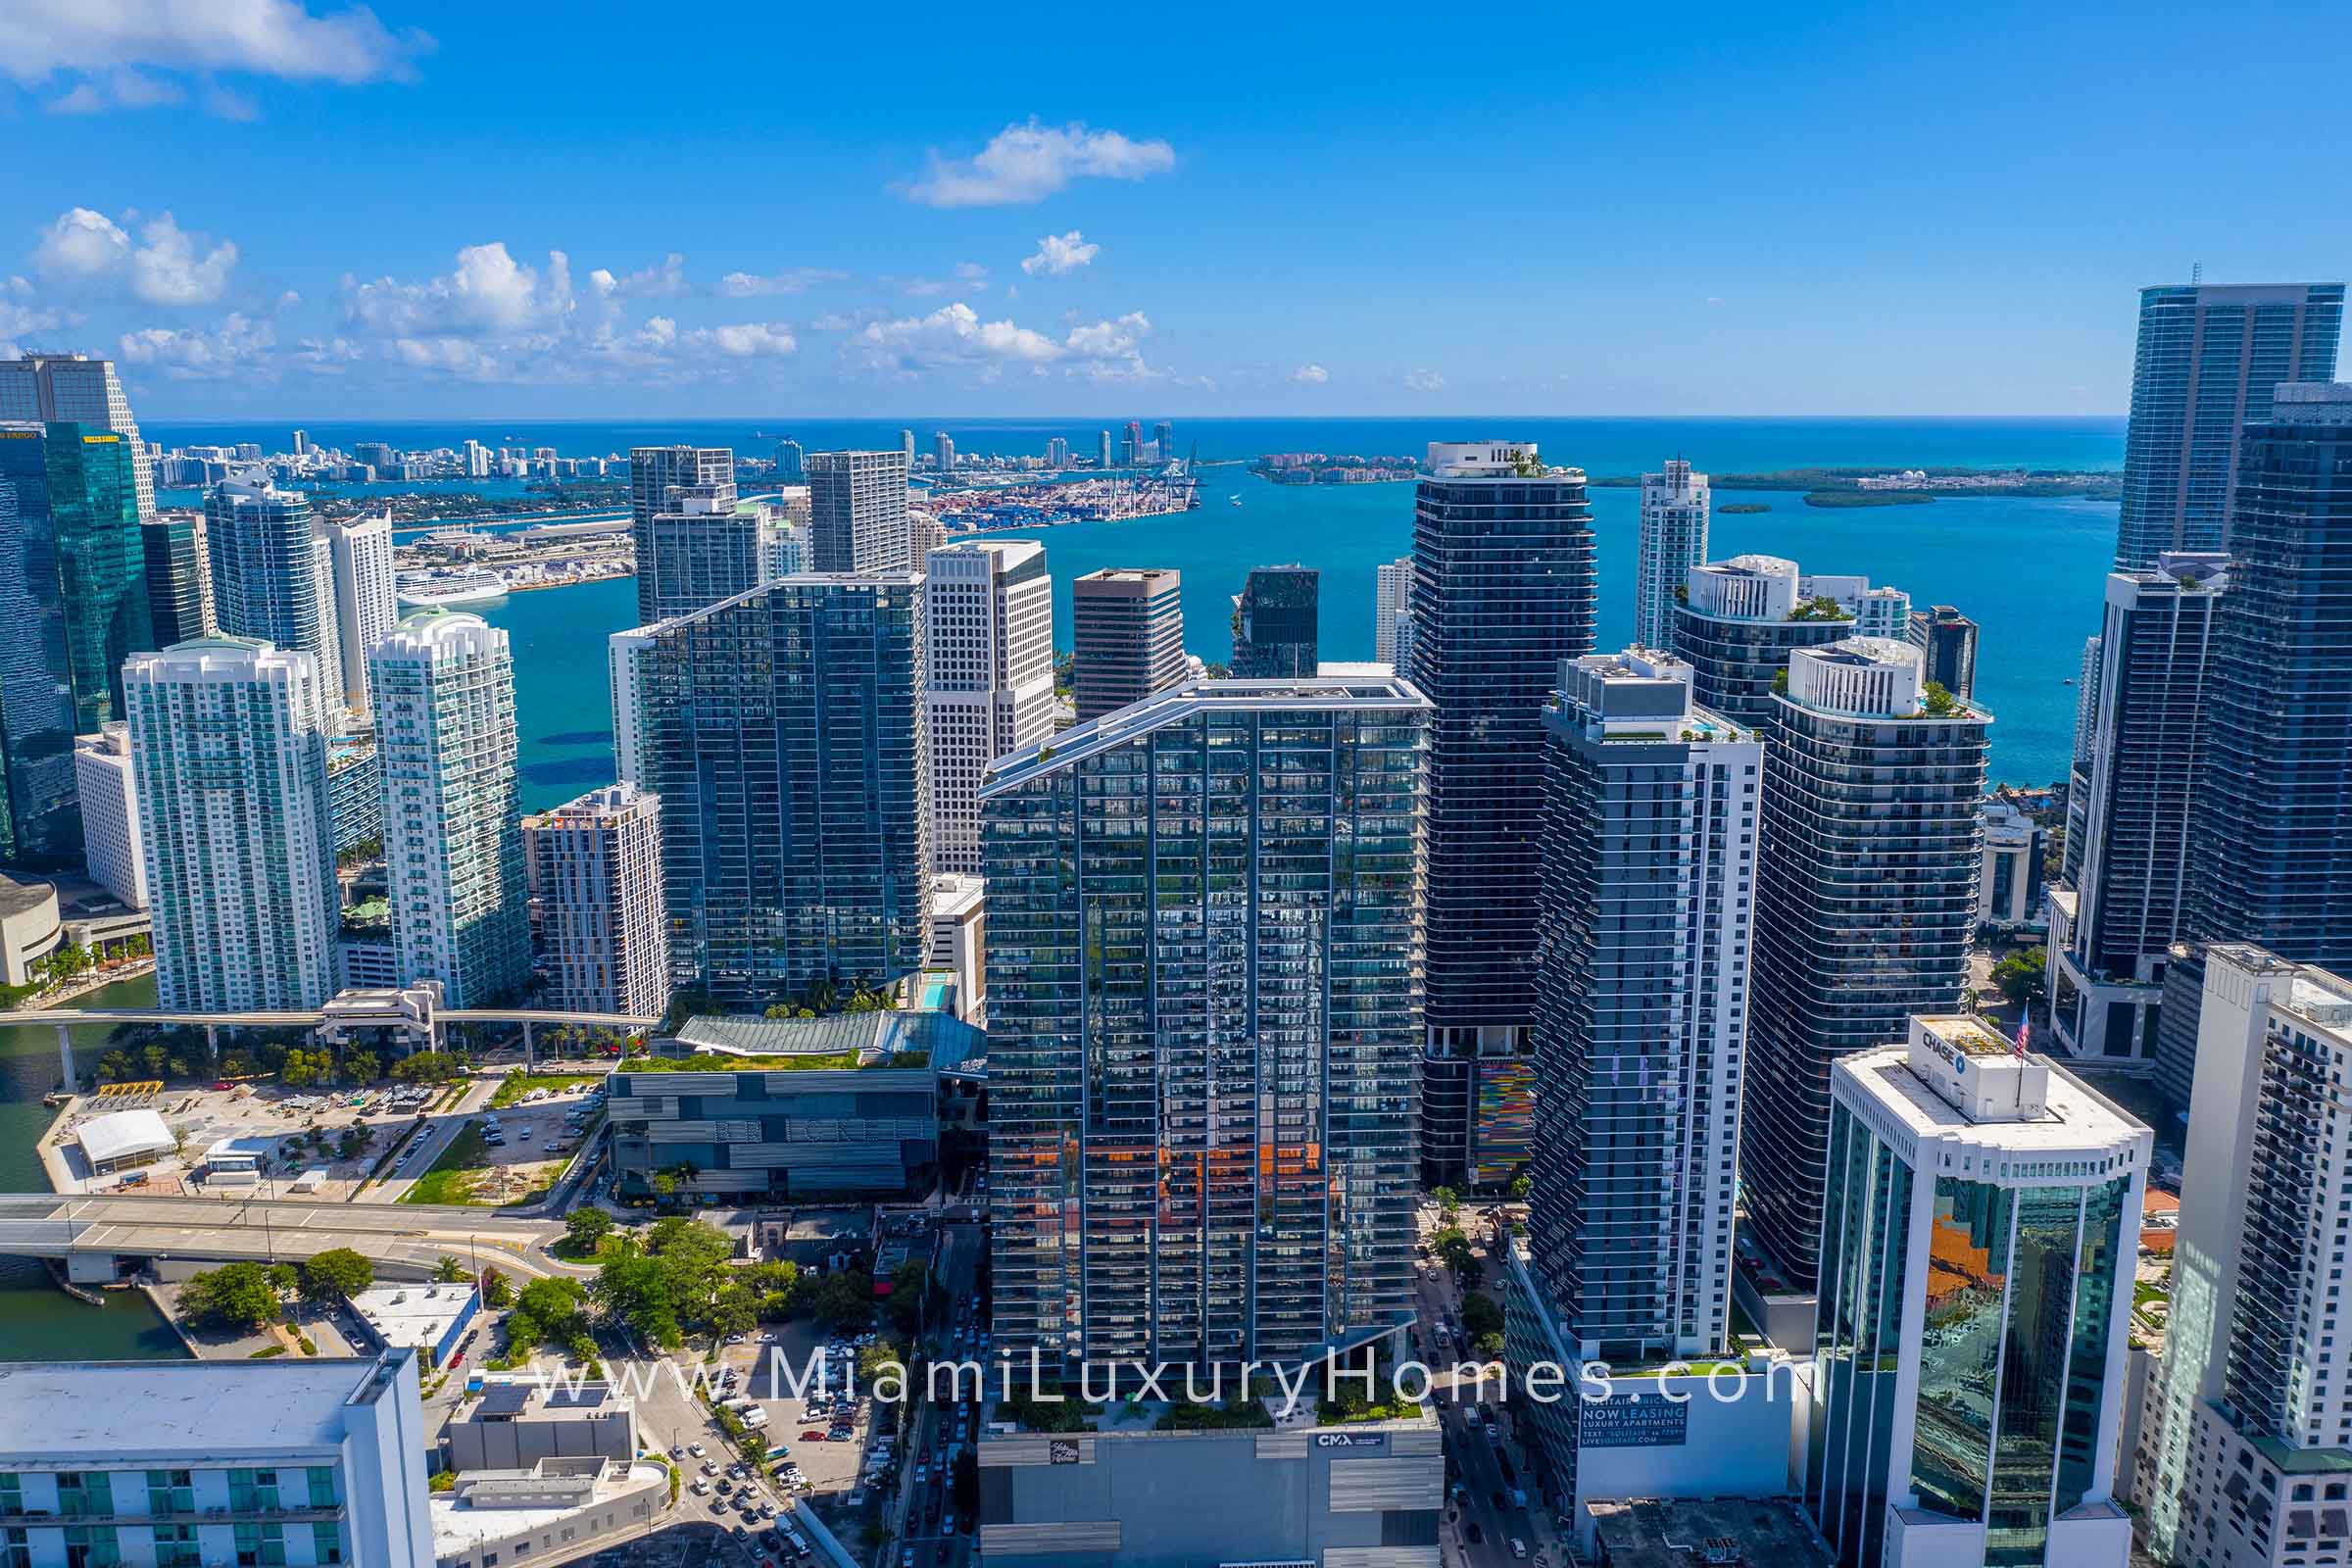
xmin=142 ymin=511 xmax=216 ymax=647
xmin=978 ymin=676 xmax=1428 ymax=1373
xmin=43 ymin=423 xmax=153 ymax=733
xmin=1228 ymin=564 xmax=1320 ymax=677
xmin=0 ymin=425 xmax=81 ymax=865
xmin=2193 ymin=382 xmax=2352 ymax=970
xmin=1808 ymin=1017 xmax=2146 ymax=1568
xmin=628 ymin=445 xmax=732 ymax=626
xmin=1412 ymin=442 xmax=1596 ymax=1084
xmin=1742 ymin=638 xmax=1989 ymax=1288
xmin=2113 ymin=282 xmax=2342 ymax=569
xmin=1528 ymin=650 xmax=1759 ymax=1364
xmin=649 ymin=574 xmax=929 ymax=1006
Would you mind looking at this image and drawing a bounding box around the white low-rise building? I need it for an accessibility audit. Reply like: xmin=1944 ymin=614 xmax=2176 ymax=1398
xmin=73 ymin=725 xmax=146 ymax=908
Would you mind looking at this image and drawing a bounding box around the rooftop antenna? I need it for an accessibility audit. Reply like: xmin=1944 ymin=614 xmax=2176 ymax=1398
xmin=2191 ymin=261 xmax=2203 ymax=284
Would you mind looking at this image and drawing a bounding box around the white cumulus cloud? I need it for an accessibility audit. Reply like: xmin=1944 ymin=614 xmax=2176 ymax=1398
xmin=1290 ymin=363 xmax=1329 ymax=384
xmin=0 ymin=0 xmax=434 ymax=87
xmin=1403 ymin=368 xmax=1446 ymax=393
xmin=1020 ymin=230 xmax=1099 ymax=277
xmin=697 ymin=321 xmax=797 ymax=358
xmin=118 ymin=311 xmax=275 ymax=378
xmin=344 ymin=242 xmax=574 ymax=337
xmin=31 ymin=209 xmax=238 ymax=305
xmin=718 ymin=268 xmax=845 ymax=298
xmin=900 ymin=120 xmax=1175 ymax=208
xmin=589 ymin=253 xmax=688 ymax=300
xmin=853 ymin=301 xmax=1156 ymax=382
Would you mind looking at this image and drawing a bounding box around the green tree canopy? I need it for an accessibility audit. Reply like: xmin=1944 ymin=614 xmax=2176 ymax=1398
xmin=299 ymin=1248 xmax=374 ymax=1302
xmin=180 ymin=1261 xmax=281 ymax=1332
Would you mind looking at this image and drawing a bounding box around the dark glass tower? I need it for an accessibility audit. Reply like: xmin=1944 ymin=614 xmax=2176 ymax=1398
xmin=1412 ymin=442 xmax=1596 ymax=1090
xmin=142 ymin=512 xmax=214 ymax=646
xmin=43 ymin=423 xmax=153 ymax=732
xmin=649 ymin=574 xmax=929 ymax=1005
xmin=1228 ymin=564 xmax=1319 ymax=677
xmin=978 ymin=676 xmax=1428 ymax=1373
xmin=0 ymin=425 xmax=81 ymax=865
xmin=2193 ymin=383 xmax=2352 ymax=968
xmin=2049 ymin=554 xmax=2227 ymax=1064
xmin=1741 ymin=638 xmax=1988 ymax=1288
xmin=2114 ymin=283 xmax=2342 ymax=569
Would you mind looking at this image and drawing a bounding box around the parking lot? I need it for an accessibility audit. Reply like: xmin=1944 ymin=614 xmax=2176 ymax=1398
xmin=50 ymin=1079 xmax=456 ymax=1197
xmin=374 ymin=1081 xmax=605 ymax=1206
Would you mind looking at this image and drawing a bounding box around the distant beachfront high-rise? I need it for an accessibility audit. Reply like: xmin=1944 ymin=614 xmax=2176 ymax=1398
xmin=933 ymin=429 xmax=956 ymax=473
xmin=1807 ymin=1016 xmax=2147 ymax=1568
xmin=628 ymin=445 xmax=731 ymax=624
xmin=1525 ymin=649 xmax=1758 ymax=1362
xmin=1153 ymin=419 xmax=1173 ymax=462
xmin=1413 ymin=442 xmax=1596 ymax=1125
xmin=73 ymin=724 xmax=144 ymax=908
xmin=1373 ymin=554 xmax=1413 ymax=669
xmin=923 ymin=539 xmax=1053 ymax=876
xmin=773 ymin=438 xmax=804 ymax=480
xmin=2048 ymin=553 xmax=2227 ymax=1064
xmin=1097 ymin=429 xmax=1111 ymax=468
xmin=522 ymin=782 xmax=670 ymax=1019
xmin=1635 ymin=458 xmax=1709 ymax=651
xmin=979 ymin=674 xmax=1429 ymax=1372
xmin=2114 ymin=282 xmax=2343 ymax=568
xmin=607 ymin=626 xmax=659 ymax=788
xmin=142 ymin=510 xmax=215 ymax=647
xmin=369 ymin=610 xmax=530 ymax=1007
xmin=1228 ymin=564 xmax=1319 ymax=677
xmin=808 ymin=448 xmax=912 ymax=573
xmin=327 ymin=515 xmax=396 ymax=711
xmin=1740 ymin=637 xmax=1988 ymax=1289
xmin=206 ymin=472 xmax=344 ymax=715
xmin=1046 ymin=436 xmax=1069 ymax=468
xmin=2192 ymin=382 xmax=2352 ymax=972
xmin=0 ymin=352 xmax=155 ymax=520
xmin=125 ymin=636 xmax=339 ymax=1009
xmin=1070 ymin=567 xmax=1186 ymax=721
xmin=0 ymin=426 xmax=89 ymax=865
xmin=649 ymin=573 xmax=929 ymax=1005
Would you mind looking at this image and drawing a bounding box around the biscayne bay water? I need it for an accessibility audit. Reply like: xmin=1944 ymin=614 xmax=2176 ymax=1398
xmin=151 ymin=416 xmax=2128 ymax=801
xmin=0 ymin=971 xmax=196 ymax=1359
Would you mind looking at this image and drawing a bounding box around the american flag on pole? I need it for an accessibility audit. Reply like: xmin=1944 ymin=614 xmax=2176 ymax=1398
xmin=2014 ymin=1017 xmax=2031 ymax=1059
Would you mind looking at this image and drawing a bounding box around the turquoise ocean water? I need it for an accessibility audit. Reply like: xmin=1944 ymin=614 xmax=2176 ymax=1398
xmin=150 ymin=416 xmax=2130 ymax=796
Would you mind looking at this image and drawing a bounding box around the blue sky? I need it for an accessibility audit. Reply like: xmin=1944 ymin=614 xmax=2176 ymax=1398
xmin=3 ymin=0 xmax=2347 ymax=418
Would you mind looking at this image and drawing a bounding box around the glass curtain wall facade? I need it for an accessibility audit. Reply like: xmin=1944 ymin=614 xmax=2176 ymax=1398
xmin=45 ymin=424 xmax=153 ymax=731
xmin=2193 ymin=384 xmax=2352 ymax=970
xmin=0 ymin=426 xmax=83 ymax=864
xmin=1809 ymin=1102 xmax=2132 ymax=1568
xmin=650 ymin=575 xmax=928 ymax=1006
xmin=1412 ymin=452 xmax=1596 ymax=1048
xmin=142 ymin=512 xmax=215 ymax=646
xmin=979 ymin=679 xmax=1427 ymax=1374
xmin=1229 ymin=564 xmax=1321 ymax=677
xmin=1742 ymin=657 xmax=1989 ymax=1287
xmin=2114 ymin=284 xmax=2343 ymax=569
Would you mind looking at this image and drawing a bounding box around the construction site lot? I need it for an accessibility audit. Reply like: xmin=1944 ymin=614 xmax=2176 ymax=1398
xmin=47 ymin=1080 xmax=452 ymax=1198
xmin=396 ymin=1090 xmax=602 ymax=1207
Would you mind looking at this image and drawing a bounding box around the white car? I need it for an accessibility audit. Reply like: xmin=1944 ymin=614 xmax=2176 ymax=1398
xmin=689 ymin=1443 xmax=707 ymax=1457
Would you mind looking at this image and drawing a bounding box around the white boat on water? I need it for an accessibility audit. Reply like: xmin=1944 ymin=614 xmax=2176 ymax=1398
xmin=396 ymin=567 xmax=508 ymax=609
